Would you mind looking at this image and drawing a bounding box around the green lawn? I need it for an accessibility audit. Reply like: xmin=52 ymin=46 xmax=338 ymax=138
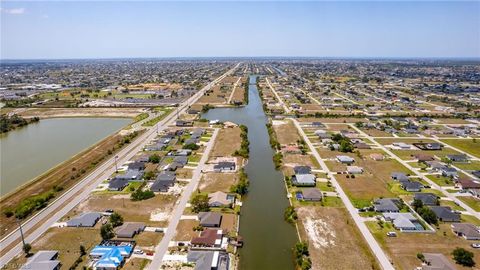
xmin=425 ymin=174 xmax=454 ymax=186
xmin=453 ymin=161 xmax=480 ymax=171
xmin=458 ymin=196 xmax=480 ymax=212
xmin=461 ymin=214 xmax=480 ymax=225
xmin=439 ymin=200 xmax=465 ymax=211
xmin=440 ymin=139 xmax=480 ymax=158
xmin=316 ymin=181 xmax=335 ymax=192
xmin=142 ymin=109 xmax=173 ymax=127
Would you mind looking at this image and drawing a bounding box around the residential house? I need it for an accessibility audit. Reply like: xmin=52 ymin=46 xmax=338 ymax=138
xmin=420 ymin=253 xmax=456 ymax=270
xmin=176 ymin=149 xmax=192 ymax=156
xmin=293 ymin=166 xmax=311 ymax=175
xmin=90 ymin=244 xmax=133 ymax=270
xmin=383 ymin=212 xmax=420 ymax=231
xmin=391 ymin=172 xmax=409 ymax=181
xmin=400 ymin=180 xmax=423 ymax=192
xmin=336 ymin=155 xmax=355 ymax=164
xmin=127 ymin=162 xmax=145 ymax=171
xmin=373 ymin=198 xmax=401 ymax=212
xmin=414 ymin=193 xmax=438 ymax=206
xmin=213 ymin=162 xmax=236 ymax=173
xmin=208 ymin=191 xmax=234 ymax=207
xmin=446 ymin=154 xmax=469 ymax=163
xmin=370 ymin=153 xmax=384 ymax=161
xmin=429 ymin=206 xmax=461 ymax=222
xmin=301 ymin=188 xmax=323 ymax=201
xmin=441 ymin=167 xmax=458 ymax=178
xmin=191 ymin=229 xmax=225 ymax=248
xmin=413 ymin=143 xmax=443 ymax=151
xmin=187 ymin=251 xmax=229 ymax=270
xmin=198 ymin=212 xmax=222 ymax=227
xmin=347 ymin=166 xmax=363 ymax=174
xmin=291 ymin=174 xmax=316 ymax=187
xmin=20 ymin=250 xmax=61 ymax=270
xmin=392 ymin=142 xmax=412 ymax=149
xmin=115 ymin=170 xmax=143 ymax=181
xmin=115 ymin=222 xmax=146 ymax=238
xmin=456 ymin=177 xmax=480 ymax=197
xmin=412 ymin=154 xmax=435 ymax=163
xmin=108 ymin=178 xmax=129 ymax=191
xmin=67 ymin=212 xmax=102 ymax=227
xmin=151 ymin=172 xmax=176 ymax=192
xmin=451 ymin=223 xmax=480 ymax=240
xmin=176 ymin=120 xmax=193 ymax=127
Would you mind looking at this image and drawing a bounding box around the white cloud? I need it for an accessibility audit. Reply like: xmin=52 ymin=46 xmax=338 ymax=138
xmin=1 ymin=8 xmax=26 ymax=15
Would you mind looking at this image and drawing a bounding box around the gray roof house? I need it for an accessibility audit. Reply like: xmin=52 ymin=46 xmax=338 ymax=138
xmin=115 ymin=222 xmax=146 ymax=238
xmin=20 ymin=250 xmax=60 ymax=270
xmin=292 ymin=174 xmax=316 ymax=187
xmin=208 ymin=191 xmax=234 ymax=207
xmin=373 ymin=198 xmax=401 ymax=212
xmin=198 ymin=212 xmax=222 ymax=227
xmin=391 ymin=172 xmax=409 ymax=181
xmin=151 ymin=172 xmax=176 ymax=192
xmin=293 ymin=166 xmax=311 ymax=175
xmin=108 ymin=178 xmax=129 ymax=191
xmin=451 ymin=223 xmax=480 ymax=240
xmin=301 ymin=188 xmax=323 ymax=201
xmin=127 ymin=162 xmax=145 ymax=171
xmin=336 ymin=155 xmax=355 ymax=164
xmin=430 ymin=206 xmax=461 ymax=222
xmin=213 ymin=162 xmax=236 ymax=173
xmin=414 ymin=193 xmax=438 ymax=206
xmin=187 ymin=250 xmax=229 ymax=270
xmin=400 ymin=180 xmax=423 ymax=192
xmin=383 ymin=212 xmax=419 ymax=231
xmin=66 ymin=212 xmax=102 ymax=227
xmin=116 ymin=169 xmax=144 ymax=181
xmin=441 ymin=167 xmax=458 ymax=178
xmin=446 ymin=154 xmax=468 ymax=163
xmin=420 ymin=253 xmax=456 ymax=270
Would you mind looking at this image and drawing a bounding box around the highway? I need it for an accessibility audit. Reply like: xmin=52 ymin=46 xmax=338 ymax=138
xmin=0 ymin=63 xmax=240 ymax=268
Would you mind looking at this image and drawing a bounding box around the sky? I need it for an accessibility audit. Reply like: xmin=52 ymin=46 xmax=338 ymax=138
xmin=1 ymin=1 xmax=479 ymax=59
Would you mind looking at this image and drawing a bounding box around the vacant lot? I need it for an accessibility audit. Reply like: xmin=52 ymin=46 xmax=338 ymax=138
xmin=440 ymin=139 xmax=480 ymax=158
xmin=297 ymin=206 xmax=379 ymax=270
xmin=198 ymin=173 xmax=238 ymax=193
xmin=71 ymin=193 xmax=177 ymax=226
xmin=209 ymin=126 xmax=241 ymax=158
xmin=273 ymin=119 xmax=300 ymax=145
xmin=366 ymin=222 xmax=480 ymax=270
xmin=17 ymin=107 xmax=142 ymax=119
xmin=123 ymin=258 xmax=150 ymax=270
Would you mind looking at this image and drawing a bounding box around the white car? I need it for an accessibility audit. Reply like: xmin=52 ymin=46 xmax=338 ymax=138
xmin=386 ymin=232 xmax=397 ymax=237
xmin=134 ymin=249 xmax=144 ymax=255
xmin=472 ymin=243 xmax=480 ymax=249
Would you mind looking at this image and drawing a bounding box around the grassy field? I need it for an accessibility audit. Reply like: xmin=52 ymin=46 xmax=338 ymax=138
xmin=440 ymin=139 xmax=480 ymax=158
xmin=296 ymin=206 xmax=379 ymax=270
xmin=458 ymin=196 xmax=480 ymax=212
xmin=142 ymin=108 xmax=173 ymax=127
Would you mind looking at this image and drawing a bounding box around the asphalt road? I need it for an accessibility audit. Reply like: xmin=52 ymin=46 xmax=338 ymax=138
xmin=292 ymin=119 xmax=395 ymax=270
xmin=0 ymin=63 xmax=240 ymax=268
xmin=147 ymin=129 xmax=219 ymax=270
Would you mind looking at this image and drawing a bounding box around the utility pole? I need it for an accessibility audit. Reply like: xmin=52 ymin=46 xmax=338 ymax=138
xmin=17 ymin=218 xmax=26 ymax=248
xmin=114 ymin=155 xmax=118 ymax=172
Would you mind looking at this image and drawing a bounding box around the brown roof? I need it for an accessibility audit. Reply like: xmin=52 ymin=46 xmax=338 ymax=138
xmin=412 ymin=154 xmax=435 ymax=162
xmin=191 ymin=229 xmax=222 ymax=246
xmin=457 ymin=177 xmax=480 ymax=189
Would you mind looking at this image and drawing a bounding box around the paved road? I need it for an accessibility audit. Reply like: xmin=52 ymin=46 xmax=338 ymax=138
xmin=0 ymin=63 xmax=240 ymax=268
xmin=265 ymin=77 xmax=290 ymax=113
xmin=147 ymin=129 xmax=219 ymax=270
xmin=349 ymin=124 xmax=480 ymax=219
xmin=226 ymin=76 xmax=242 ymax=104
xmin=292 ymin=119 xmax=395 ymax=270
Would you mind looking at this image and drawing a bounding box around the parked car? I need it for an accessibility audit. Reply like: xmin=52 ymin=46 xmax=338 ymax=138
xmin=387 ymin=232 xmax=397 ymax=237
xmin=146 ymin=251 xmax=154 ymax=256
xmin=105 ymin=209 xmax=114 ymax=213
xmin=472 ymin=243 xmax=480 ymax=249
xmin=134 ymin=249 xmax=144 ymax=255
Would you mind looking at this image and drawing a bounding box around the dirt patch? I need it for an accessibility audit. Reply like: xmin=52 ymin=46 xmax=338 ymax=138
xmin=17 ymin=107 xmax=142 ymax=119
xmin=198 ymin=173 xmax=238 ymax=193
xmin=209 ymin=126 xmax=241 ymax=158
xmin=273 ymin=119 xmax=300 ymax=145
xmin=174 ymin=219 xmax=200 ymax=241
xmin=297 ymin=206 xmax=379 ymax=270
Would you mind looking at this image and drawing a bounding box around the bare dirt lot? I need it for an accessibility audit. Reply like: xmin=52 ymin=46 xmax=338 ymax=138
xmin=273 ymin=119 xmax=300 ymax=145
xmin=209 ymin=126 xmax=241 ymax=158
xmin=16 ymin=107 xmax=143 ymax=119
xmin=297 ymin=206 xmax=379 ymax=270
xmin=198 ymin=173 xmax=238 ymax=193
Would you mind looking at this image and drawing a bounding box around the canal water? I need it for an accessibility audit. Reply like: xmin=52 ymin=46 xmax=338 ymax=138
xmin=202 ymin=75 xmax=297 ymax=270
xmin=0 ymin=117 xmax=130 ymax=196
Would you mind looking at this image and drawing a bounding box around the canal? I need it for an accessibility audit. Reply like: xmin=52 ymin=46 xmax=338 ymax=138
xmin=202 ymin=75 xmax=297 ymax=270
xmin=0 ymin=117 xmax=131 ymax=196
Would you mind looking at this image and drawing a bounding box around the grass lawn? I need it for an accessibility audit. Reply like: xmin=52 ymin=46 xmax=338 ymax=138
xmin=440 ymin=139 xmax=480 ymax=158
xmin=453 ymin=161 xmax=480 ymax=171
xmin=439 ymin=199 xmax=465 ymax=211
xmin=142 ymin=109 xmax=173 ymax=126
xmin=458 ymin=196 xmax=480 ymax=212
xmin=425 ymin=174 xmax=455 ymax=186
xmin=461 ymin=214 xmax=480 ymax=225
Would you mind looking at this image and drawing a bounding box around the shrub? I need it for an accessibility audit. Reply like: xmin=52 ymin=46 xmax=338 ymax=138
xmin=452 ymin=247 xmax=475 ymax=267
xmin=191 ymin=193 xmax=210 ymax=213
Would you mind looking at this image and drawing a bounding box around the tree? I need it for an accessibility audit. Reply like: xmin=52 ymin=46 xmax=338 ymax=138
xmin=149 ymin=154 xmax=160 ymax=163
xmin=412 ymin=199 xmax=423 ymax=211
xmin=22 ymin=243 xmax=32 ymax=255
xmin=452 ymin=247 xmax=475 ymax=267
xmin=109 ymin=212 xmax=124 ymax=227
xmin=191 ymin=193 xmax=210 ymax=213
xmin=417 ymin=206 xmax=438 ymax=225
xmin=183 ymin=143 xmax=200 ymax=150
xmin=100 ymin=223 xmax=115 ymax=240
xmin=417 ymin=253 xmax=425 ymax=262
xmin=80 ymin=245 xmax=86 ymax=256
xmin=144 ymin=171 xmax=155 ymax=180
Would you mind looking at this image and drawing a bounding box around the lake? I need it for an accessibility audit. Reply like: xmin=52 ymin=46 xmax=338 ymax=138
xmin=0 ymin=117 xmax=130 ymax=196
